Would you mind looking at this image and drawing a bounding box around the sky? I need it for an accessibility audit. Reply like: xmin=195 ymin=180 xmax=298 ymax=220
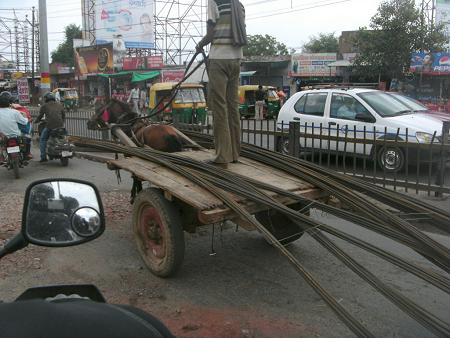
xmin=1 ymin=0 xmax=384 ymax=57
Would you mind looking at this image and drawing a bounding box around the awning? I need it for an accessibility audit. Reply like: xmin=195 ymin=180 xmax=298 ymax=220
xmin=240 ymin=71 xmax=256 ymax=77
xmin=98 ymin=70 xmax=160 ymax=82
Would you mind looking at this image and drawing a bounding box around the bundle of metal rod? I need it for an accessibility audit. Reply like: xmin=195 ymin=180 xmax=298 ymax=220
xmin=73 ymin=137 xmax=450 ymax=337
xmin=184 ymin=131 xmax=450 ymax=273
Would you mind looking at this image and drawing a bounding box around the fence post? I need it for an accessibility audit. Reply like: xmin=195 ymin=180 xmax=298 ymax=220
xmin=288 ymin=121 xmax=300 ymax=157
xmin=435 ymin=121 xmax=450 ymax=198
xmin=101 ymin=130 xmax=109 ymax=141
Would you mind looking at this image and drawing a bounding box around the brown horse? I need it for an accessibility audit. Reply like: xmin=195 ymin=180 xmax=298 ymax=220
xmin=87 ymin=99 xmax=182 ymax=152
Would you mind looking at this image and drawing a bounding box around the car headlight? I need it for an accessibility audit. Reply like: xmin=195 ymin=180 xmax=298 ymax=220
xmin=415 ymin=132 xmax=437 ymax=144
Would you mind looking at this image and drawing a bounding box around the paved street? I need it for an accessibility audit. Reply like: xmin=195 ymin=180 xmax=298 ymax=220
xmin=0 ymin=143 xmax=449 ymax=337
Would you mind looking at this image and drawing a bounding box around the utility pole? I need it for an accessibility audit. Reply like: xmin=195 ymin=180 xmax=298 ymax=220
xmin=39 ymin=0 xmax=50 ymax=96
xmin=31 ymin=7 xmax=35 ymax=101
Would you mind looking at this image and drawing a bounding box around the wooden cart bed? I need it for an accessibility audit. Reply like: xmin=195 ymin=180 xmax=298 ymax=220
xmin=77 ymin=149 xmax=327 ymax=224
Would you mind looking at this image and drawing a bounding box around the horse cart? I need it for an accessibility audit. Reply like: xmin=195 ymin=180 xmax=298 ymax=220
xmin=77 ymin=141 xmax=328 ymax=278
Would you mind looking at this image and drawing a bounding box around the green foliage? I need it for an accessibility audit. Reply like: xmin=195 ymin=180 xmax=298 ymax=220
xmin=51 ymin=24 xmax=82 ymax=66
xmin=302 ymin=33 xmax=339 ymax=53
xmin=353 ymin=0 xmax=448 ymax=78
xmin=243 ymin=34 xmax=289 ymax=57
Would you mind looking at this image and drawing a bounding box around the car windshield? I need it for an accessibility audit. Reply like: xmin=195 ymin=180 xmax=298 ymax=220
xmin=357 ymin=91 xmax=413 ymax=117
xmin=267 ymin=90 xmax=278 ymax=99
xmin=388 ymin=93 xmax=428 ymax=112
xmin=174 ymin=88 xmax=205 ymax=103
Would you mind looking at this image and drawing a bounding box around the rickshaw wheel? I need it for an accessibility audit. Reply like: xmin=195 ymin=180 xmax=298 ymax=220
xmin=132 ymin=188 xmax=185 ymax=277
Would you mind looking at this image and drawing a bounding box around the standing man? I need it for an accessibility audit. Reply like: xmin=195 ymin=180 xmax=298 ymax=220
xmin=128 ymin=84 xmax=141 ymax=114
xmin=139 ymin=85 xmax=147 ymax=115
xmin=276 ymin=87 xmax=286 ymax=107
xmin=254 ymin=85 xmax=265 ymax=120
xmin=34 ymin=92 xmax=65 ymax=163
xmin=196 ymin=0 xmax=247 ymax=168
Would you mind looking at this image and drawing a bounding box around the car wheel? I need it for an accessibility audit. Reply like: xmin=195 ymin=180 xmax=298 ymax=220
xmin=277 ymin=137 xmax=289 ymax=155
xmin=378 ymin=146 xmax=404 ymax=173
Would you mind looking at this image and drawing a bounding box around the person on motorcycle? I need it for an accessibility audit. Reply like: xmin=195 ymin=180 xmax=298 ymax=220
xmin=0 ymin=91 xmax=33 ymax=159
xmin=34 ymin=92 xmax=66 ymax=163
xmin=27 ymin=183 xmax=75 ymax=242
xmin=0 ymin=95 xmax=29 ymax=163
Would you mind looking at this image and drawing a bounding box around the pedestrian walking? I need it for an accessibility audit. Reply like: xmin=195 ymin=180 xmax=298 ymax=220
xmin=276 ymin=87 xmax=286 ymax=107
xmin=139 ymin=86 xmax=147 ymax=115
xmin=254 ymin=85 xmax=265 ymax=120
xmin=196 ymin=0 xmax=247 ymax=168
xmin=127 ymin=84 xmax=141 ymax=114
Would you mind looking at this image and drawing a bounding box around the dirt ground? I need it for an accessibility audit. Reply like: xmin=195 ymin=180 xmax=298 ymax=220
xmin=0 ymin=148 xmax=449 ymax=337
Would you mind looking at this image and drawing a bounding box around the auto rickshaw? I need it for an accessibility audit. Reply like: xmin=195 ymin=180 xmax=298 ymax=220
xmin=52 ymin=88 xmax=79 ymax=110
xmin=148 ymin=82 xmax=207 ymax=124
xmin=238 ymin=85 xmax=281 ymax=119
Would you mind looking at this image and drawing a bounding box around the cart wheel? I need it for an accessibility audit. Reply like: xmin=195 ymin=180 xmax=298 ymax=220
xmin=132 ymin=188 xmax=185 ymax=277
xmin=255 ymin=209 xmax=304 ymax=245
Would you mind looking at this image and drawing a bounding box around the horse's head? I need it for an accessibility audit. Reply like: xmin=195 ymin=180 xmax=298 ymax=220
xmin=87 ymin=103 xmax=110 ymax=130
xmin=87 ymin=99 xmax=138 ymax=130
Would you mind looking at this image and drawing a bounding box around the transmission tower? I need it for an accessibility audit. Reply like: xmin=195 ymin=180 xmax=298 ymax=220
xmin=82 ymin=0 xmax=206 ymax=65
xmin=0 ymin=8 xmax=39 ymax=73
xmin=421 ymin=0 xmax=435 ymax=27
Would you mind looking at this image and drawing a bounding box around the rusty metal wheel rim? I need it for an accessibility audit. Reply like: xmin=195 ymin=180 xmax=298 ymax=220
xmin=137 ymin=203 xmax=166 ymax=265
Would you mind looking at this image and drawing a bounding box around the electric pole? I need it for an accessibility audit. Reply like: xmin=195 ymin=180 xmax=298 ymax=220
xmin=31 ymin=7 xmax=35 ymax=102
xmin=39 ymin=0 xmax=50 ymax=95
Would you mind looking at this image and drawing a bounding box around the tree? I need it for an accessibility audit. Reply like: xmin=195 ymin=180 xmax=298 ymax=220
xmin=243 ymin=34 xmax=289 ymax=57
xmin=302 ymin=33 xmax=339 ymax=53
xmin=353 ymin=0 xmax=448 ymax=79
xmin=51 ymin=24 xmax=82 ymax=66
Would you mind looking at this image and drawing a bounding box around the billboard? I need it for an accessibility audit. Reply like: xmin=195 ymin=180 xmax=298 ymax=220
xmin=122 ymin=55 xmax=164 ymax=70
xmin=74 ymin=43 xmax=114 ymax=77
xmin=17 ymin=78 xmax=30 ymax=104
xmin=161 ymin=69 xmax=185 ymax=82
xmin=95 ymin=0 xmax=155 ymax=49
xmin=290 ymin=53 xmax=337 ymax=77
xmin=410 ymin=52 xmax=450 ymax=75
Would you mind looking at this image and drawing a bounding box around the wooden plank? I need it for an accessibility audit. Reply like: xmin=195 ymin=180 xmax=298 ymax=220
xmin=198 ymin=188 xmax=327 ymax=225
xmin=79 ymin=148 xmax=326 ymax=221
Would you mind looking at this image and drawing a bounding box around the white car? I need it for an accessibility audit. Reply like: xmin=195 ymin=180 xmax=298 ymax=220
xmin=276 ymin=88 xmax=446 ymax=172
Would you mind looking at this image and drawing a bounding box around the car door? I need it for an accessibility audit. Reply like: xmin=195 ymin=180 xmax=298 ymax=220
xmin=291 ymin=92 xmax=329 ymax=149
xmin=328 ymin=93 xmax=376 ymax=155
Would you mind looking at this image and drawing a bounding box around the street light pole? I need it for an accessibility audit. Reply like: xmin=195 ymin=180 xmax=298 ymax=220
xmin=38 ymin=0 xmax=50 ymax=96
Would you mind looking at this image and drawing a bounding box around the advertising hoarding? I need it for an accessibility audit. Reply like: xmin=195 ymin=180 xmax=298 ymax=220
xmin=95 ymin=0 xmax=155 ymax=49
xmin=146 ymin=56 xmax=163 ymax=69
xmin=122 ymin=55 xmax=164 ymax=70
xmin=161 ymin=69 xmax=185 ymax=82
xmin=17 ymin=78 xmax=30 ymax=103
xmin=410 ymin=52 xmax=450 ymax=75
xmin=123 ymin=57 xmax=147 ymax=70
xmin=290 ymin=53 xmax=337 ymax=77
xmin=74 ymin=43 xmax=114 ymax=77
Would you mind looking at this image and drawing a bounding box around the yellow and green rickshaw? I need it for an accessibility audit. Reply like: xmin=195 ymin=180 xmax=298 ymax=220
xmin=238 ymin=85 xmax=280 ymax=119
xmin=52 ymin=88 xmax=79 ymax=110
xmin=148 ymin=82 xmax=207 ymax=124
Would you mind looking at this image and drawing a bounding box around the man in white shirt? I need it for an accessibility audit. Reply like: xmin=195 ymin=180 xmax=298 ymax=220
xmin=196 ymin=0 xmax=247 ymax=168
xmin=127 ymin=84 xmax=141 ymax=114
xmin=0 ymin=95 xmax=28 ymax=138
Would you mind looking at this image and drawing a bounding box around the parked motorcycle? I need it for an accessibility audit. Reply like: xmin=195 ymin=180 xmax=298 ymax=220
xmin=0 ymin=179 xmax=175 ymax=338
xmin=0 ymin=135 xmax=28 ymax=179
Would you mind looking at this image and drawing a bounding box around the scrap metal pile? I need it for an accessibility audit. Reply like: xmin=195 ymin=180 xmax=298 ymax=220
xmin=73 ymin=133 xmax=450 ymax=338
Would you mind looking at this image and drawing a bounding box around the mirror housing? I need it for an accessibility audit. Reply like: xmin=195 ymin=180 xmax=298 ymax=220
xmin=21 ymin=179 xmax=105 ymax=247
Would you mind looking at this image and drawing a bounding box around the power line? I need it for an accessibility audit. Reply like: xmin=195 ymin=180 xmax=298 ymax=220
xmin=247 ymin=0 xmax=352 ymax=20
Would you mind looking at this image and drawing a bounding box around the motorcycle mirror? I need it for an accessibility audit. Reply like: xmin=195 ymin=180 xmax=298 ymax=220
xmin=22 ymin=179 xmax=105 ymax=247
